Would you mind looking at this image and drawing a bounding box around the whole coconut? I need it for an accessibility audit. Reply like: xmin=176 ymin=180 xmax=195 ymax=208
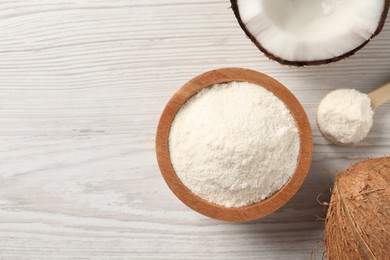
xmin=325 ymin=157 xmax=390 ymax=259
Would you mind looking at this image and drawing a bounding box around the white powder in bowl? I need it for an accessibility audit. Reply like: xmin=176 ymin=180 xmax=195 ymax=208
xmin=168 ymin=81 xmax=300 ymax=208
xmin=317 ymin=89 xmax=374 ymax=144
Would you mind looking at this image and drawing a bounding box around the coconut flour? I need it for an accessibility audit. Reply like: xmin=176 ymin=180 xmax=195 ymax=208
xmin=169 ymin=81 xmax=300 ymax=207
xmin=317 ymin=89 xmax=374 ymax=144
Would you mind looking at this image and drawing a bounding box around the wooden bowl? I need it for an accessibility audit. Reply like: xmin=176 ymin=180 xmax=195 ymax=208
xmin=156 ymin=68 xmax=312 ymax=222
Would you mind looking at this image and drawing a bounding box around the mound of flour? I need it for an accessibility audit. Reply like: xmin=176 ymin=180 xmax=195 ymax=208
xmin=168 ymin=81 xmax=300 ymax=207
xmin=317 ymin=89 xmax=374 ymax=144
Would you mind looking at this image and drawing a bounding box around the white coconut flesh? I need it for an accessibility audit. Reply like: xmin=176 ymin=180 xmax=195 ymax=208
xmin=237 ymin=0 xmax=386 ymax=62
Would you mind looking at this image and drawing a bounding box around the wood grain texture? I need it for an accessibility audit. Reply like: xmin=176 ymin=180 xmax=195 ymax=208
xmin=0 ymin=0 xmax=389 ymax=259
xmin=156 ymin=68 xmax=312 ymax=222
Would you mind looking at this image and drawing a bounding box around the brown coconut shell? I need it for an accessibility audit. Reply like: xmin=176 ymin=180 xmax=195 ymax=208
xmin=325 ymin=157 xmax=390 ymax=260
xmin=230 ymin=0 xmax=390 ymax=66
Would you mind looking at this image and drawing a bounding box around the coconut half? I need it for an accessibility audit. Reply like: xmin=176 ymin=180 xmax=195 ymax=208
xmin=231 ymin=0 xmax=389 ymax=66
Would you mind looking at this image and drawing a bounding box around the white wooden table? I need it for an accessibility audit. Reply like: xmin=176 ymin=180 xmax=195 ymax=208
xmin=0 ymin=1 xmax=389 ymax=259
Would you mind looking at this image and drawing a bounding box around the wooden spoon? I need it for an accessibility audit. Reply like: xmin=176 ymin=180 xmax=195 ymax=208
xmin=368 ymin=82 xmax=390 ymax=110
xmin=155 ymin=68 xmax=312 ymax=222
xmin=318 ymin=82 xmax=390 ymax=145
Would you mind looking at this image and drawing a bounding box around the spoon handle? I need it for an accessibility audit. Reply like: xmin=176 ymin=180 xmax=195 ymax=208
xmin=368 ymin=82 xmax=390 ymax=110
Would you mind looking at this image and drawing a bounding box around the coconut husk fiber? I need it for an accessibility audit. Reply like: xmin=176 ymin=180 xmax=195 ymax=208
xmin=325 ymin=157 xmax=390 ymax=260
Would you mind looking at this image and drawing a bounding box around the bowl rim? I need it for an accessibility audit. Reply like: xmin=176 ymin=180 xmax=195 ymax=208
xmin=155 ymin=67 xmax=313 ymax=222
